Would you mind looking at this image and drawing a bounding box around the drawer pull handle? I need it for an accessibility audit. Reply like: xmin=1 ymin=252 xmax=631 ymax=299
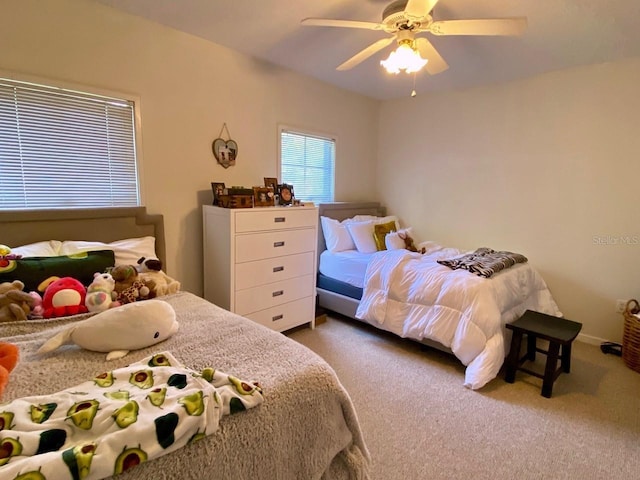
xmin=274 ymin=241 xmax=285 ymax=248
xmin=273 ymin=266 xmax=284 ymax=272
xmin=272 ymin=314 xmax=283 ymax=322
xmin=272 ymin=290 xmax=284 ymax=297
xmin=274 ymin=217 xmax=286 ymax=223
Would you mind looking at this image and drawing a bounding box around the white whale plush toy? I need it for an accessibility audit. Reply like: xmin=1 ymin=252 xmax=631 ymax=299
xmin=38 ymin=299 xmax=179 ymax=360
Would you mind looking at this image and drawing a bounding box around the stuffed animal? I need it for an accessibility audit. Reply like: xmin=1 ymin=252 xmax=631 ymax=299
xmin=0 ymin=244 xmax=22 ymax=262
xmin=110 ymin=264 xmax=154 ymax=304
xmin=37 ymin=299 xmax=179 ymax=360
xmin=397 ymin=231 xmax=426 ymax=254
xmin=85 ymin=272 xmax=118 ymax=312
xmin=28 ymin=291 xmax=44 ymax=319
xmin=137 ymin=257 xmax=181 ymax=297
xmin=0 ymin=342 xmax=19 ymax=399
xmin=0 ymin=280 xmax=35 ymax=322
xmin=42 ymin=277 xmax=89 ymax=319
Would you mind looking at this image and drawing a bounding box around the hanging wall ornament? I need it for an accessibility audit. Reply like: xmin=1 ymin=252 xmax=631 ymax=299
xmin=212 ymin=123 xmax=238 ymax=169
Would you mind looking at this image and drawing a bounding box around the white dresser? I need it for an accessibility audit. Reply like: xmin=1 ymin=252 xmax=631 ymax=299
xmin=203 ymin=204 xmax=318 ymax=332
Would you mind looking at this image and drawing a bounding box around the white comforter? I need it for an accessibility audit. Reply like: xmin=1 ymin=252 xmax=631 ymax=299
xmin=355 ymin=248 xmax=561 ymax=389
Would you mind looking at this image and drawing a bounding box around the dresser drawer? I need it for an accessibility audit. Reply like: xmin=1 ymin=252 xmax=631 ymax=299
xmin=235 ymin=229 xmax=316 ymax=263
xmin=235 ymin=274 xmax=314 ymax=316
xmin=235 ymin=252 xmax=314 ymax=291
xmin=235 ymin=208 xmax=317 ymax=233
xmin=245 ymin=296 xmax=314 ymax=332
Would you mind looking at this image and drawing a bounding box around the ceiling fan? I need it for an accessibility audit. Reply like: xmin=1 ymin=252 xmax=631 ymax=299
xmin=301 ymin=0 xmax=527 ymax=75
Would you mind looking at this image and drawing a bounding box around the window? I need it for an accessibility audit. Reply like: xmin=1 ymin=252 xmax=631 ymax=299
xmin=279 ymin=127 xmax=335 ymax=203
xmin=0 ymin=76 xmax=140 ymax=210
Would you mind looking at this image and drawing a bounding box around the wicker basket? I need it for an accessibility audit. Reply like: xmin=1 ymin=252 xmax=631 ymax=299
xmin=622 ymin=299 xmax=640 ymax=373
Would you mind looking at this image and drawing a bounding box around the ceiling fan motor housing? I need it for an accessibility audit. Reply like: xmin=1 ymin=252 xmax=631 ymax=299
xmin=382 ymin=0 xmax=432 ymax=30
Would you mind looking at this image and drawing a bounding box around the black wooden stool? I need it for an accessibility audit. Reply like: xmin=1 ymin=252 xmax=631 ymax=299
xmin=505 ymin=310 xmax=582 ymax=398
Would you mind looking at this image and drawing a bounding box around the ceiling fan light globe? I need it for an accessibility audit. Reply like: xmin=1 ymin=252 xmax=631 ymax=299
xmin=380 ymin=43 xmax=427 ymax=74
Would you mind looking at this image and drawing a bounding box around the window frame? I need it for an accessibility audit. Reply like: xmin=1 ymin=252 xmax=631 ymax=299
xmin=0 ymin=69 xmax=145 ymax=210
xmin=277 ymin=124 xmax=336 ymax=204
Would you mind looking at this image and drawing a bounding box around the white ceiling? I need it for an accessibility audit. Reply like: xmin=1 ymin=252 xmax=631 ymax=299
xmin=94 ymin=0 xmax=640 ymax=100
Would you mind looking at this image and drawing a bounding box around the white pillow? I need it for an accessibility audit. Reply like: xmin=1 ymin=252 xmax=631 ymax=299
xmin=385 ymin=231 xmax=407 ymax=250
xmin=11 ymin=240 xmax=62 ymax=257
xmin=346 ymin=221 xmax=378 ymax=254
xmin=320 ymin=216 xmax=356 ymax=252
xmin=345 ymin=216 xmax=401 ymax=254
xmin=60 ymin=236 xmax=157 ymax=266
xmin=385 ymin=227 xmax=418 ymax=251
xmin=352 ymin=215 xmax=400 ymax=229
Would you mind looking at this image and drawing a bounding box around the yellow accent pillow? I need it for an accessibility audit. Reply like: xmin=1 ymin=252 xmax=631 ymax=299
xmin=373 ymin=221 xmax=397 ymax=251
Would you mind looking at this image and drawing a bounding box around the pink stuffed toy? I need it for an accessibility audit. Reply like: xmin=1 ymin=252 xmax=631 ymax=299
xmin=28 ymin=291 xmax=44 ymax=319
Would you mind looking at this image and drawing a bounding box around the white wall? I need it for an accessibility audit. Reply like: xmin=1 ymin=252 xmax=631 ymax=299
xmin=377 ymin=58 xmax=640 ymax=343
xmin=0 ymin=0 xmax=379 ymax=294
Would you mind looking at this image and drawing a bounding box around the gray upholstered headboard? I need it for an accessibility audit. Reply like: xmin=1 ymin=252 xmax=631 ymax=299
xmin=317 ymin=202 xmax=386 ymax=257
xmin=0 ymin=207 xmax=166 ymax=266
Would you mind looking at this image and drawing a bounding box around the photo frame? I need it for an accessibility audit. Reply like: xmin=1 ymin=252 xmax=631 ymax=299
xmin=212 ymin=139 xmax=238 ymax=169
xmin=277 ymin=184 xmax=294 ymax=206
xmin=211 ymin=182 xmax=226 ymax=206
xmin=264 ymin=177 xmax=278 ymax=192
xmin=253 ymin=186 xmax=275 ymax=207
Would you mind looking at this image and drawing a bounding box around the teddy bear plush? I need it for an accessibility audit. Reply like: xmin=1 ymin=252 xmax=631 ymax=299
xmin=0 ymin=280 xmax=35 ymax=322
xmin=85 ymin=272 xmax=118 ymax=312
xmin=136 ymin=257 xmax=181 ymax=297
xmin=110 ymin=265 xmax=154 ymax=304
xmin=397 ymin=231 xmax=426 ymax=254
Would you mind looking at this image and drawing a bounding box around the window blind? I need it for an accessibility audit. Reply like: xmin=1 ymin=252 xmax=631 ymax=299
xmin=0 ymin=78 xmax=140 ymax=210
xmin=280 ymin=129 xmax=335 ymax=203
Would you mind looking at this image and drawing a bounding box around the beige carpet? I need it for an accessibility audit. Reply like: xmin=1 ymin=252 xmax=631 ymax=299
xmin=288 ymin=315 xmax=640 ymax=480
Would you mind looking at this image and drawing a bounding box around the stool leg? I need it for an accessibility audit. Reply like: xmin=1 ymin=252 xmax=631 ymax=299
xmin=526 ymin=333 xmax=536 ymax=362
xmin=541 ymin=341 xmax=560 ymax=398
xmin=505 ymin=331 xmax=523 ymax=383
xmin=561 ymin=343 xmax=572 ymax=373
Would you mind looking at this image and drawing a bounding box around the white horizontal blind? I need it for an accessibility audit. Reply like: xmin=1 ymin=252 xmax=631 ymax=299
xmin=280 ymin=129 xmax=335 ymax=203
xmin=0 ymin=78 xmax=139 ymax=210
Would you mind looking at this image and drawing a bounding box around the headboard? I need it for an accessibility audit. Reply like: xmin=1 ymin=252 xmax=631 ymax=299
xmin=0 ymin=207 xmax=166 ymax=266
xmin=317 ymin=202 xmax=386 ymax=257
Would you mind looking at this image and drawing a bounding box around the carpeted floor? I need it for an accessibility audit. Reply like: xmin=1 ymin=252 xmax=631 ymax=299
xmin=288 ymin=315 xmax=640 ymax=480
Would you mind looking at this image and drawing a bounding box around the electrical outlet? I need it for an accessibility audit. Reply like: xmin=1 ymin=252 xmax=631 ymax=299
xmin=616 ymin=299 xmax=627 ymax=313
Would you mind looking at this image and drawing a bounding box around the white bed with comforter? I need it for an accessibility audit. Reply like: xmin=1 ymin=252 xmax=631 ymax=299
xmin=355 ymin=247 xmax=561 ymax=389
xmin=316 ymin=202 xmax=562 ymax=390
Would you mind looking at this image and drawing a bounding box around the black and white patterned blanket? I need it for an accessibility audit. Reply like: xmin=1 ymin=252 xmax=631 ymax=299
xmin=437 ymin=247 xmax=528 ymax=278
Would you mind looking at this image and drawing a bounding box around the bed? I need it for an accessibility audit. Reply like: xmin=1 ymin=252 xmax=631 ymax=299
xmin=316 ymin=202 xmax=562 ymax=390
xmin=0 ymin=207 xmax=370 ymax=480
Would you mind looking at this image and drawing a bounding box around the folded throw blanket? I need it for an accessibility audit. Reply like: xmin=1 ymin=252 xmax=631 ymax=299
xmin=437 ymin=247 xmax=528 ymax=278
xmin=0 ymin=351 xmax=263 ymax=480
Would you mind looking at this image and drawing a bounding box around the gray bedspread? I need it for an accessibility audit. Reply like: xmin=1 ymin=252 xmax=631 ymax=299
xmin=1 ymin=292 xmax=370 ymax=480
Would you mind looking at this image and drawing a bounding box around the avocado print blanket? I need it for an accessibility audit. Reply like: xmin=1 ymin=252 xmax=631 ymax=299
xmin=0 ymin=351 xmax=263 ymax=480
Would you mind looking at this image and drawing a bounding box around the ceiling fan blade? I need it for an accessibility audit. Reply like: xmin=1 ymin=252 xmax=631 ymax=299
xmin=301 ymin=18 xmax=384 ymax=31
xmin=415 ymin=37 xmax=449 ymax=75
xmin=404 ymin=0 xmax=440 ymax=20
xmin=337 ymin=36 xmax=395 ymax=71
xmin=430 ymin=17 xmax=528 ymax=36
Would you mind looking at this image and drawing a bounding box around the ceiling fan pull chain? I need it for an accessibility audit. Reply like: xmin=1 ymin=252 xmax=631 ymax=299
xmin=411 ymin=72 xmax=417 ymax=98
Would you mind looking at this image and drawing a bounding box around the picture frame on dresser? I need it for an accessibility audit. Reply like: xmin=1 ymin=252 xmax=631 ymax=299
xmin=264 ymin=177 xmax=278 ymax=192
xmin=253 ymin=186 xmax=275 ymax=207
xmin=278 ymin=184 xmax=294 ymax=205
xmin=211 ymin=182 xmax=226 ymax=206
